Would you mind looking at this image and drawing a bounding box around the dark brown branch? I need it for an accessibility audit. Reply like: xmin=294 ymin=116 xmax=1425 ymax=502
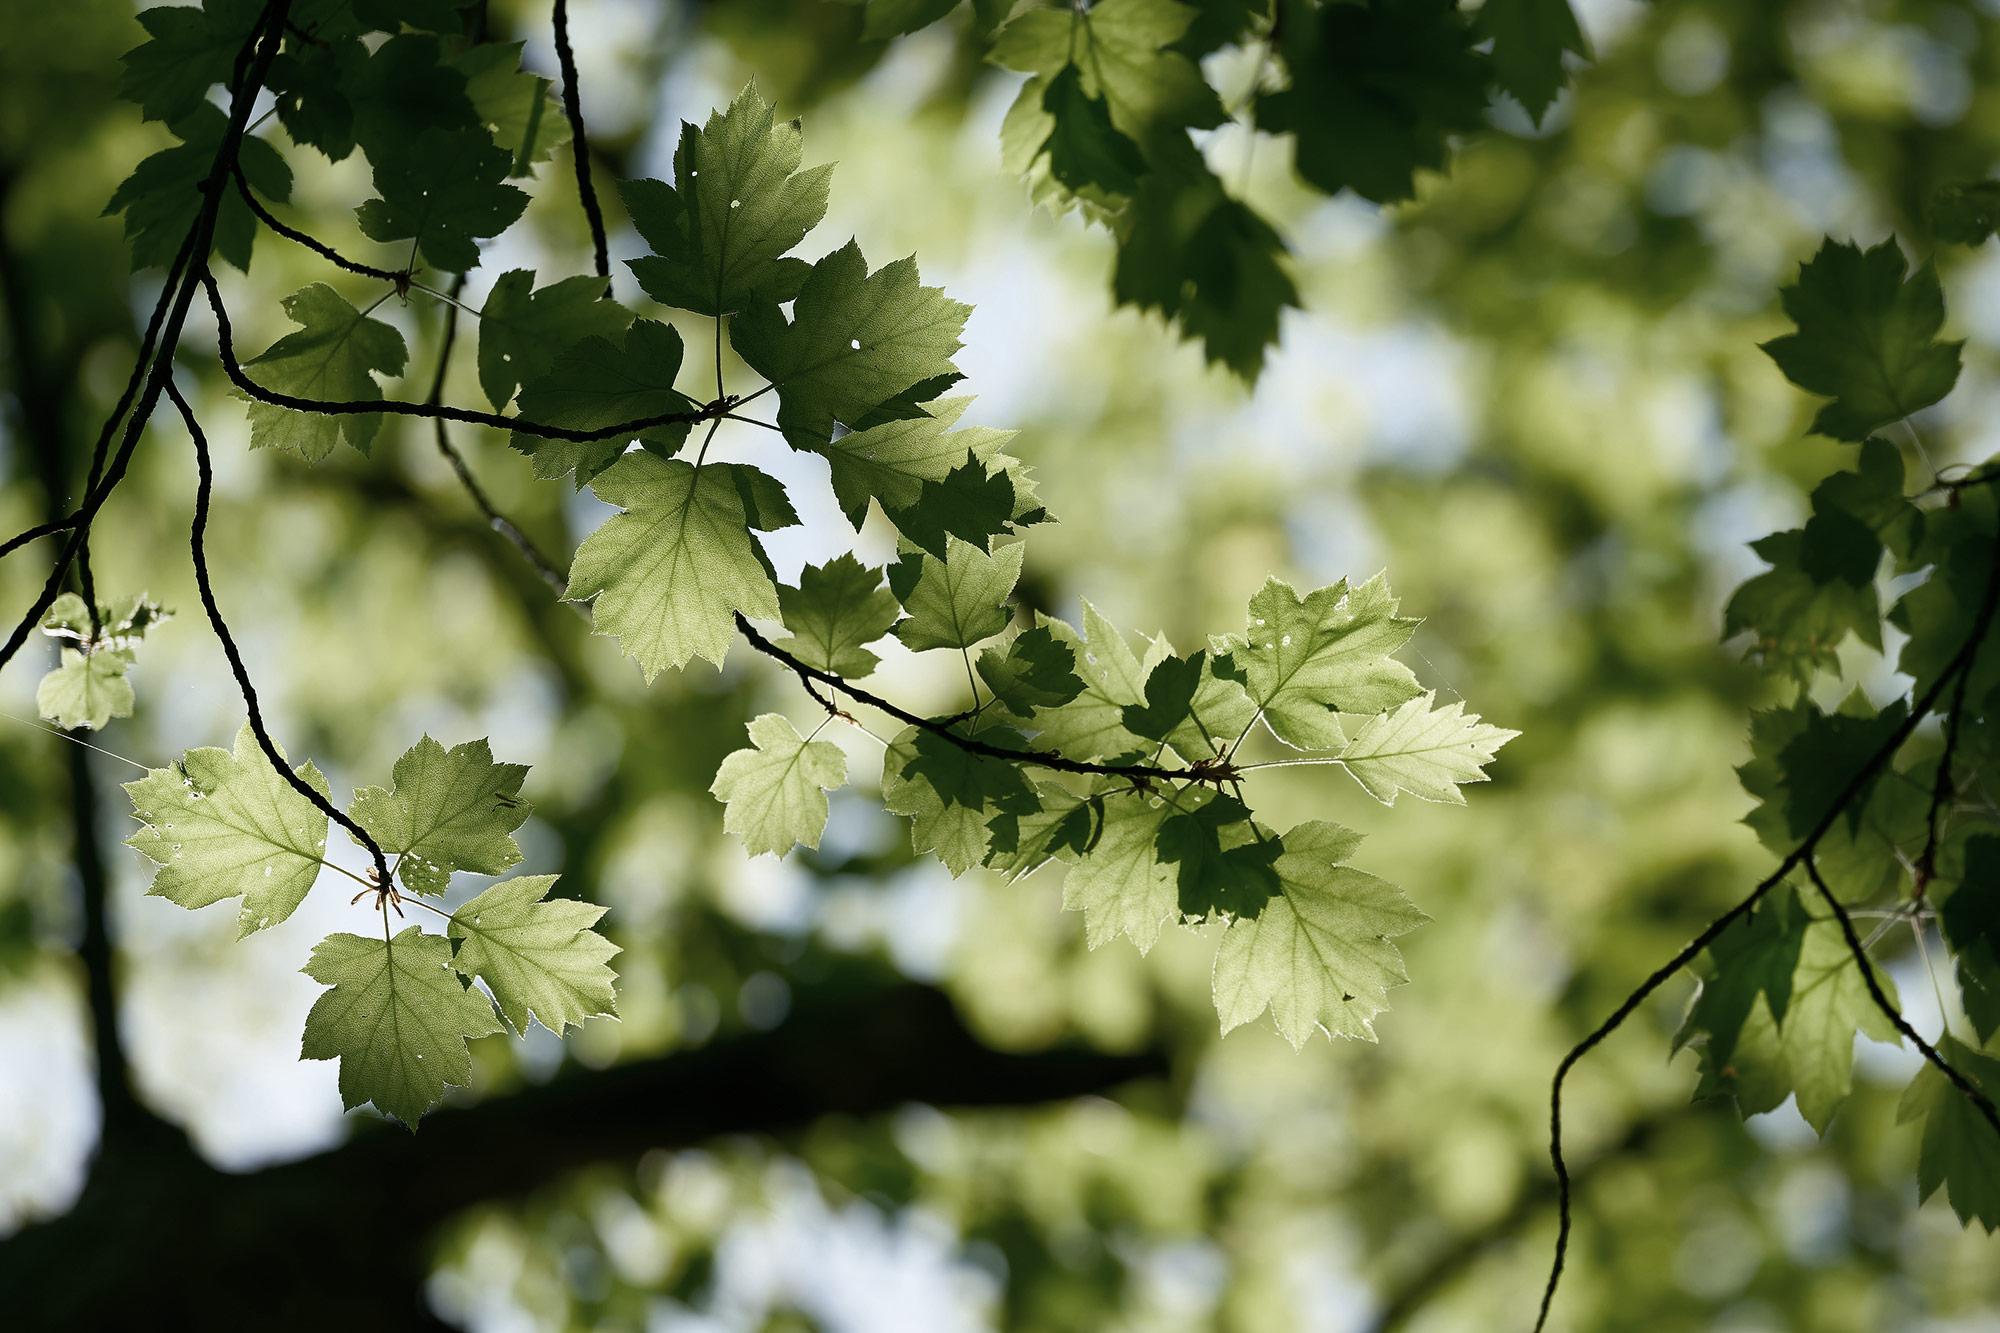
xmin=733 ymin=611 xmax=1242 ymax=789
xmin=1533 ymin=527 xmax=2000 ymax=1333
xmin=232 ymin=163 xmax=408 ymax=283
xmin=552 ymin=0 xmax=611 ymax=282
xmin=166 ymin=378 xmax=394 ymax=889
xmin=1803 ymin=857 xmax=2000 ymax=1130
xmin=201 ymin=268 xmax=721 ymax=441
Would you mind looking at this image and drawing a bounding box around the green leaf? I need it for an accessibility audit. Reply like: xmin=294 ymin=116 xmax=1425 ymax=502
xmin=1038 ymin=65 xmax=1148 ymax=198
xmin=977 ymin=625 xmax=1086 ymax=715
xmin=510 ymin=320 xmax=696 ymax=484
xmin=35 ymin=648 xmax=135 ymax=732
xmin=477 ymin=269 xmax=634 ymax=411
xmin=1061 ymin=789 xmax=1180 ymax=951
xmin=985 ymin=782 xmax=1099 ymax=880
xmin=301 ymin=926 xmax=504 ymax=1128
xmin=1771 ymin=697 xmax=1907 ymax=840
xmin=711 ymin=714 xmax=849 ymax=857
xmin=1336 ymin=691 xmax=1518 ymax=805
xmin=991 ymin=0 xmax=1226 ymax=143
xmin=269 ymin=37 xmax=365 ymax=162
xmin=1257 ymin=0 xmax=1490 ymax=204
xmin=453 ymin=41 xmax=570 ymax=175
xmin=1761 ymin=238 xmax=1963 ymax=442
xmin=105 ymin=104 xmax=293 ymax=271
xmin=732 ymin=240 xmax=969 ymax=448
xmin=1120 ymin=650 xmax=1207 ymax=742
xmin=882 ymin=724 xmax=1039 ymax=874
xmin=775 ymin=554 xmax=901 ymax=679
xmin=566 ymin=454 xmax=782 ymax=676
xmin=809 ymin=397 xmax=1025 ymax=529
xmin=1211 ymin=820 xmax=1426 ymax=1046
xmin=448 ymin=875 xmax=619 ymax=1035
xmin=1673 ymin=894 xmax=1809 ymax=1070
xmin=1113 ymin=139 xmax=1297 ymax=381
xmin=851 ymin=0 xmax=963 ymax=41
xmin=346 ymin=34 xmax=482 ymax=165
xmin=348 ymin=736 xmax=530 ymax=896
xmin=1229 ymin=574 xmax=1422 ymax=750
xmin=1931 ymin=180 xmax=2000 ymax=247
xmin=1027 ymin=604 xmax=1159 ymax=762
xmin=1941 ymin=837 xmax=2000 ymax=1042
xmin=241 ymin=283 xmax=409 ymax=462
xmin=354 ymin=128 xmax=529 ymax=273
xmin=1477 ymin=0 xmax=1588 ymax=124
xmin=40 ymin=591 xmax=172 ymax=648
xmin=1897 ymin=1036 xmax=2000 ymax=1231
xmin=124 ymin=722 xmax=332 ymax=938
xmin=622 ymin=85 xmax=833 ymax=317
xmin=887 ymin=455 xmax=1019 ymax=559
xmin=1159 ymin=792 xmax=1283 ymax=918
xmin=118 ymin=0 xmax=262 ymax=123
xmin=1161 ymin=646 xmax=1258 ymax=762
xmin=889 ymin=537 xmax=1023 ymax=652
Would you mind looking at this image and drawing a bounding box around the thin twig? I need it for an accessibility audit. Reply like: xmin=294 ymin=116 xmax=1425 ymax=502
xmin=551 ymin=0 xmax=610 ymax=282
xmin=233 ymin=164 xmax=407 ymax=283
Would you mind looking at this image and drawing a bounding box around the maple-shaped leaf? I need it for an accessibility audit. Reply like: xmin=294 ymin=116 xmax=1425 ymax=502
xmin=106 ymin=104 xmax=293 ymax=271
xmin=775 ymin=554 xmax=901 ymax=679
xmin=448 ymin=876 xmax=619 ymax=1035
xmin=1159 ymin=792 xmax=1283 ymax=919
xmin=510 ymin=320 xmax=697 ymax=485
xmin=477 ymin=269 xmax=634 ymax=410
xmin=991 ymin=0 xmax=1226 ymax=144
xmin=889 ymin=537 xmax=1023 ymax=652
xmin=1211 ymin=821 xmax=1426 ymax=1046
xmin=1257 ymin=0 xmax=1490 ymax=204
xmin=1477 ymin=0 xmax=1589 ymax=124
xmin=36 ymin=649 xmax=135 ymax=732
xmin=1029 ymin=605 xmax=1159 ymax=762
xmin=985 ymin=782 xmax=1099 ymax=880
xmin=348 ymin=736 xmax=530 ymax=897
xmin=241 ymin=283 xmax=409 ymax=462
xmin=355 ymin=128 xmax=528 ymax=273
xmin=977 ymin=626 xmax=1085 ymax=715
xmin=1113 ymin=138 xmax=1297 ymax=381
xmin=346 ymin=34 xmax=483 ymax=166
xmin=118 ymin=0 xmax=262 ymax=124
xmin=1689 ymin=892 xmax=1902 ymax=1133
xmin=809 ymin=397 xmax=1027 ymax=528
xmin=269 ymin=36 xmax=366 ymax=162
xmin=1120 ymin=650 xmax=1207 ymax=742
xmin=40 ymin=591 xmax=172 ymax=649
xmin=885 ymin=454 xmax=1018 ymax=558
xmin=1941 ymin=837 xmax=2000 ymax=1041
xmin=300 ymin=926 xmax=504 ymax=1128
xmin=732 ymin=241 xmax=969 ymax=448
xmin=1770 ymin=697 xmax=1908 ymax=839
xmin=711 ymin=714 xmax=849 ymax=857
xmin=1038 ymin=65 xmax=1148 ymax=198
xmin=1336 ymin=692 xmax=1518 ymax=805
xmin=621 ymin=85 xmax=833 ymax=316
xmin=881 ymin=723 xmax=1039 ymax=874
xmin=453 ymin=41 xmax=570 ymax=175
xmin=124 ymin=722 xmax=332 ymax=938
xmin=1160 ymin=643 xmax=1257 ymax=763
xmin=1761 ymin=238 xmax=1963 ymax=442
xmin=1897 ymin=1037 xmax=2000 ymax=1231
xmin=1230 ymin=575 xmax=1422 ymax=750
xmin=1060 ymin=789 xmax=1180 ymax=952
xmin=1672 ymin=894 xmax=1809 ymax=1071
xmin=566 ymin=455 xmax=782 ymax=676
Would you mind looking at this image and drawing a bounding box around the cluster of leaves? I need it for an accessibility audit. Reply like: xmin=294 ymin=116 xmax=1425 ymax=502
xmin=1691 ymin=235 xmax=2000 ymax=1229
xmin=125 ymin=729 xmax=616 ymax=1126
xmin=69 ymin=0 xmax=1518 ymax=1123
xmin=853 ymin=0 xmax=1589 ymax=380
xmin=34 ymin=592 xmax=169 ymax=731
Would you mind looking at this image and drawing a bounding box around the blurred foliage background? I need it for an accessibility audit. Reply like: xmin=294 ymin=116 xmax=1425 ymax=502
xmin=3 ymin=0 xmax=2000 ymax=1329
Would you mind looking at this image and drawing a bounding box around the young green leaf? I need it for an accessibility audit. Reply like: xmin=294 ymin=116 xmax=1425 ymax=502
xmin=348 ymin=736 xmax=530 ymax=896
xmin=453 ymin=41 xmax=570 ymax=175
xmin=1060 ymin=789 xmax=1181 ymax=953
xmin=881 ymin=724 xmax=1038 ymax=874
xmin=1336 ymin=691 xmax=1518 ymax=805
xmin=809 ymin=397 xmax=1023 ymax=528
xmin=1762 ymin=238 xmax=1963 ymax=442
xmin=889 ymin=537 xmax=1023 ymax=652
xmin=712 ymin=714 xmax=849 ymax=857
xmin=775 ymin=554 xmax=901 ymax=679
xmin=448 ymin=876 xmax=619 ymax=1035
xmin=566 ymin=454 xmax=782 ymax=676
xmin=124 ymin=722 xmax=332 ymax=938
xmin=990 ymin=0 xmax=1226 ymax=144
xmin=1159 ymin=792 xmax=1283 ymax=918
xmin=1028 ymin=605 xmax=1159 ymax=762
xmin=1210 ymin=820 xmax=1426 ymax=1046
xmin=621 ymin=85 xmax=833 ymax=316
xmin=36 ymin=649 xmax=135 ymax=732
xmin=885 ymin=455 xmax=1018 ymax=559
xmin=1230 ymin=574 xmax=1422 ymax=750
xmin=300 ymin=926 xmax=504 ymax=1128
xmin=354 ymin=128 xmax=529 ymax=273
xmin=732 ymin=241 xmax=969 ymax=448
xmin=241 ymin=283 xmax=409 ymax=462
